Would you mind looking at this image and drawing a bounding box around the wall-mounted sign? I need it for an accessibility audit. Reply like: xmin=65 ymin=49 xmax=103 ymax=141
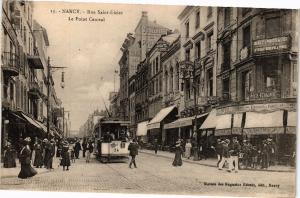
xmin=217 ymin=102 xmax=296 ymax=115
xmin=253 ymin=36 xmax=290 ymax=55
xmin=249 ymin=90 xmax=280 ymax=100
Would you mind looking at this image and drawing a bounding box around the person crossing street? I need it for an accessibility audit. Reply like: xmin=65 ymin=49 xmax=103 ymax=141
xmin=128 ymin=139 xmax=139 ymax=168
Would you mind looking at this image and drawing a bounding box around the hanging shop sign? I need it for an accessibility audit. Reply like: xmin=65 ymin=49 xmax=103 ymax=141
xmin=253 ymin=36 xmax=290 ymax=55
xmin=217 ymin=102 xmax=296 ymax=115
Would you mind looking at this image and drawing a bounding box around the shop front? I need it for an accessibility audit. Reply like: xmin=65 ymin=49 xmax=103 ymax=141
xmin=147 ymin=105 xmax=178 ymax=146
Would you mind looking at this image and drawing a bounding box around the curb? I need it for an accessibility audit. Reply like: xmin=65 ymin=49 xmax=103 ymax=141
xmin=140 ymin=150 xmax=295 ymax=173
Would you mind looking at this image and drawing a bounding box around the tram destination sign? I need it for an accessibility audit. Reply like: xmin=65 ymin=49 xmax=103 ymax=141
xmin=253 ymin=36 xmax=290 ymax=55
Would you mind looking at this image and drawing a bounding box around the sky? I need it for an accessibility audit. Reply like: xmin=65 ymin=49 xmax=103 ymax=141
xmin=32 ymin=1 xmax=183 ymax=132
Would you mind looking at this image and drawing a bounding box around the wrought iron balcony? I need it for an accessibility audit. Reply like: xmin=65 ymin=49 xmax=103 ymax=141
xmin=28 ymin=82 xmax=42 ymax=98
xmin=1 ymin=52 xmax=20 ymax=76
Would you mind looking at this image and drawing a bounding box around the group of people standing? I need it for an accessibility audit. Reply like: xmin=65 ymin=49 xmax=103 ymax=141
xmin=2 ymin=136 xmax=95 ymax=179
xmin=214 ymin=137 xmax=278 ymax=172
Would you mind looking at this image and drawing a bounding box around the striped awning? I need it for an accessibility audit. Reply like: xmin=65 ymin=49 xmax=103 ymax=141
xmin=200 ymin=109 xmax=217 ymax=129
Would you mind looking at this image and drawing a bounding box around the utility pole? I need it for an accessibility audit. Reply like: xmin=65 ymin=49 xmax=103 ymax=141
xmin=62 ymin=107 xmax=65 ymax=137
xmin=46 ymin=56 xmax=67 ymax=139
xmin=47 ymin=57 xmax=50 ymax=138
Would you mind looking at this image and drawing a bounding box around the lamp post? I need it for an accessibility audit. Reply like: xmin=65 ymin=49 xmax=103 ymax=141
xmin=179 ymin=58 xmax=200 ymax=160
xmin=47 ymin=57 xmax=67 ymax=138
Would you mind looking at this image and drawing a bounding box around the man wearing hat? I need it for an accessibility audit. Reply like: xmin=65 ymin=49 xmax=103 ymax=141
xmin=229 ymin=137 xmax=241 ymax=173
xmin=214 ymin=139 xmax=223 ymax=167
xmin=128 ymin=139 xmax=139 ymax=168
xmin=218 ymin=139 xmax=231 ymax=171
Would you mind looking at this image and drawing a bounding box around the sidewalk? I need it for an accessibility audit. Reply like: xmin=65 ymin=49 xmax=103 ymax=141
xmin=140 ymin=149 xmax=295 ymax=173
xmin=0 ymin=157 xmax=61 ymax=179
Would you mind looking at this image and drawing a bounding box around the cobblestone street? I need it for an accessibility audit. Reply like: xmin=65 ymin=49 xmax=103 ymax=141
xmin=0 ymin=152 xmax=295 ymax=197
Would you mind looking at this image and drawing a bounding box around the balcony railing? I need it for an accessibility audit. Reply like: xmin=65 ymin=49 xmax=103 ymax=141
xmin=1 ymin=52 xmax=19 ymax=76
xmin=28 ymin=82 xmax=42 ymax=98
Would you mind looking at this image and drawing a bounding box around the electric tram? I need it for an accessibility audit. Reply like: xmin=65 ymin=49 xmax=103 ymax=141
xmin=94 ymin=117 xmax=131 ymax=163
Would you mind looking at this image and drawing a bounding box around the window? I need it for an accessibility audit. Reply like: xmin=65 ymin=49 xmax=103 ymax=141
xmin=243 ymin=25 xmax=251 ymax=47
xmin=206 ymin=31 xmax=213 ymax=52
xmin=156 ymin=57 xmax=159 ymax=73
xmin=222 ymin=78 xmax=230 ymax=101
xmin=291 ymin=63 xmax=297 ymax=96
xmin=241 ymin=71 xmax=252 ymax=101
xmin=224 ymin=8 xmax=231 ymax=27
xmin=266 ymin=17 xmax=280 ymax=38
xmin=195 ymin=41 xmax=201 ymax=59
xmin=263 ymin=64 xmax=279 ymax=92
xmin=195 ymin=10 xmax=200 ymax=29
xmin=185 ymin=21 xmax=189 ymax=38
xmin=207 ymin=7 xmax=212 ymax=18
xmin=10 ymin=82 xmax=14 ymax=100
xmin=170 ymin=67 xmax=173 ymax=92
xmin=207 ymin=68 xmax=213 ymax=96
xmin=185 ymin=48 xmax=190 ymax=61
xmin=165 ymin=71 xmax=168 ymax=94
xmin=222 ymin=41 xmax=231 ymax=71
xmin=185 ymin=79 xmax=191 ymax=99
xmin=138 ymin=41 xmax=141 ymax=48
xmin=176 ymin=63 xmax=180 ymax=91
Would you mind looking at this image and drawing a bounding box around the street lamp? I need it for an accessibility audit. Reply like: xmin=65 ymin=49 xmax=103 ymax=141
xmin=47 ymin=57 xmax=67 ymax=138
xmin=179 ymin=58 xmax=200 ymax=160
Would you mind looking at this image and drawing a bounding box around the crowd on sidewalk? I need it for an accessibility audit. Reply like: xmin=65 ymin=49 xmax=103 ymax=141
xmin=1 ymin=137 xmax=95 ymax=179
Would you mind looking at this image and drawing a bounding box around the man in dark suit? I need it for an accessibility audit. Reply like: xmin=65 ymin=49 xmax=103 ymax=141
xmin=128 ymin=139 xmax=138 ymax=168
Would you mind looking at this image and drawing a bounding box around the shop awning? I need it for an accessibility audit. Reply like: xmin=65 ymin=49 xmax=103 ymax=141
xmin=136 ymin=121 xmax=149 ymax=136
xmin=286 ymin=111 xmax=297 ymax=134
xmin=215 ymin=113 xmax=243 ymax=136
xmin=147 ymin=105 xmax=176 ymax=130
xmin=243 ymin=111 xmax=284 ymax=134
xmin=200 ymin=109 xmax=217 ymax=129
xmin=164 ymin=116 xmax=194 ymax=129
xmin=20 ymin=112 xmax=42 ymax=130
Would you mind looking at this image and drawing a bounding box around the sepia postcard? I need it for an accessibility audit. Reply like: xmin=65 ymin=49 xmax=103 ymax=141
xmin=0 ymin=0 xmax=298 ymax=197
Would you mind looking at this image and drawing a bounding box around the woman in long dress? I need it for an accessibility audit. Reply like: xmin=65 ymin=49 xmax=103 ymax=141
xmin=172 ymin=140 xmax=183 ymax=167
xmin=3 ymin=142 xmax=16 ymax=168
xmin=18 ymin=137 xmax=37 ymax=179
xmin=33 ymin=140 xmax=44 ymax=168
xmin=60 ymin=143 xmax=71 ymax=171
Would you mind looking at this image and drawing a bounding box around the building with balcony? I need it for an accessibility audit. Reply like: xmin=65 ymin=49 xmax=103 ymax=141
xmin=212 ymin=8 xmax=298 ymax=159
xmin=1 ymin=0 xmax=64 ymax=152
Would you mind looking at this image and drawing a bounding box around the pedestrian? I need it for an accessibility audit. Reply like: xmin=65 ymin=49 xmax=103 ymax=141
xmin=229 ymin=137 xmax=241 ymax=173
xmin=267 ymin=138 xmax=276 ymax=166
xmin=82 ymin=138 xmax=87 ymax=158
xmin=250 ymin=146 xmax=258 ymax=169
xmin=47 ymin=139 xmax=56 ymax=169
xmin=218 ymin=139 xmax=231 ymax=172
xmin=241 ymin=140 xmax=251 ymax=169
xmin=153 ymin=139 xmax=158 ymax=154
xmin=70 ymin=146 xmax=75 ymax=163
xmin=43 ymin=139 xmax=51 ymax=169
xmin=33 ymin=139 xmax=43 ymax=168
xmin=74 ymin=139 xmax=82 ymax=159
xmin=185 ymin=139 xmax=192 ymax=159
xmin=3 ymin=142 xmax=16 ymax=168
xmin=214 ymin=139 xmax=223 ymax=167
xmin=60 ymin=142 xmax=71 ymax=171
xmin=128 ymin=139 xmax=139 ymax=168
xmin=261 ymin=140 xmax=269 ymax=169
xmin=18 ymin=137 xmax=37 ymax=179
xmin=172 ymin=140 xmax=183 ymax=167
xmin=86 ymin=141 xmax=94 ymax=163
xmin=56 ymin=140 xmax=62 ymax=158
